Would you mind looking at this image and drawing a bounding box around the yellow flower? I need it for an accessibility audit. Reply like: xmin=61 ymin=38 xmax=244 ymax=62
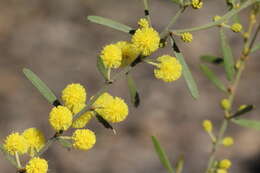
xmin=231 ymin=23 xmax=242 ymax=33
xmin=116 ymin=41 xmax=140 ymax=67
xmin=202 ymin=120 xmax=213 ymax=132
xmin=217 ymin=169 xmax=227 ymax=173
xmin=181 ymin=32 xmax=193 ymax=43
xmin=219 ymin=159 xmax=232 ymax=169
xmin=26 ymin=157 xmax=48 ymax=173
xmin=93 ymin=92 xmax=128 ymax=123
xmin=49 ymin=106 xmax=73 ymax=131
xmin=72 ymin=129 xmax=96 ymax=151
xmin=154 ymin=55 xmax=182 ymax=82
xmin=222 ymin=137 xmax=234 ymax=147
xmin=71 ymin=103 xmax=94 ymax=128
xmin=100 ymin=44 xmax=122 ymax=68
xmin=22 ymin=128 xmax=46 ymax=156
xmin=3 ymin=132 xmax=28 ymax=155
xmin=213 ymin=15 xmax=222 ymax=22
xmin=138 ymin=18 xmax=149 ymax=28
xmin=191 ymin=0 xmax=203 ymax=9
xmin=221 ymin=99 xmax=231 ymax=110
xmin=131 ymin=27 xmax=160 ymax=56
xmin=61 ymin=83 xmax=87 ymax=110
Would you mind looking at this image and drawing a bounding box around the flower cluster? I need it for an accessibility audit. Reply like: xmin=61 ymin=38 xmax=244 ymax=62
xmin=191 ymin=0 xmax=203 ymax=9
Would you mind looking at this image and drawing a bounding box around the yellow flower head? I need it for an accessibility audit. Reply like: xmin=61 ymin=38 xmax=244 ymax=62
xmin=191 ymin=0 xmax=203 ymax=9
xmin=220 ymin=99 xmax=231 ymax=110
xmin=22 ymin=128 xmax=46 ymax=156
xmin=71 ymin=103 xmax=94 ymax=128
xmin=222 ymin=137 xmax=234 ymax=147
xmin=219 ymin=159 xmax=232 ymax=169
xmin=202 ymin=120 xmax=213 ymax=132
xmin=61 ymin=83 xmax=87 ymax=109
xmin=26 ymin=157 xmax=48 ymax=173
xmin=93 ymin=93 xmax=129 ymax=123
xmin=131 ymin=27 xmax=160 ymax=56
xmin=72 ymin=129 xmax=96 ymax=151
xmin=231 ymin=23 xmax=242 ymax=33
xmin=100 ymin=44 xmax=122 ymax=68
xmin=49 ymin=106 xmax=73 ymax=131
xmin=217 ymin=169 xmax=227 ymax=173
xmin=138 ymin=18 xmax=149 ymax=28
xmin=3 ymin=132 xmax=28 ymax=155
xmin=213 ymin=15 xmax=222 ymax=22
xmin=181 ymin=32 xmax=193 ymax=43
xmin=154 ymin=55 xmax=182 ymax=82
xmin=116 ymin=41 xmax=140 ymax=67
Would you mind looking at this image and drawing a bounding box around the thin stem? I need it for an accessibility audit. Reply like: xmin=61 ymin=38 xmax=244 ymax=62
xmin=143 ymin=0 xmax=152 ymax=26
xmin=15 ymin=152 xmax=21 ymax=169
xmin=160 ymin=7 xmax=185 ymax=38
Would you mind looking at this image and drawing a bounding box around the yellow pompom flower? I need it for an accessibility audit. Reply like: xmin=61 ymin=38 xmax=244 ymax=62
xmin=191 ymin=0 xmax=203 ymax=9
xmin=220 ymin=99 xmax=231 ymax=110
xmin=3 ymin=132 xmax=28 ymax=155
xmin=217 ymin=169 xmax=227 ymax=173
xmin=26 ymin=157 xmax=48 ymax=173
xmin=138 ymin=18 xmax=149 ymax=28
xmin=49 ymin=106 xmax=73 ymax=131
xmin=71 ymin=103 xmax=94 ymax=128
xmin=222 ymin=137 xmax=234 ymax=147
xmin=61 ymin=83 xmax=87 ymax=110
xmin=219 ymin=159 xmax=232 ymax=169
xmin=116 ymin=41 xmax=140 ymax=67
xmin=154 ymin=55 xmax=182 ymax=82
xmin=100 ymin=44 xmax=122 ymax=68
xmin=22 ymin=128 xmax=46 ymax=156
xmin=181 ymin=32 xmax=193 ymax=43
xmin=72 ymin=129 xmax=96 ymax=151
xmin=131 ymin=27 xmax=160 ymax=56
xmin=93 ymin=92 xmax=129 ymax=123
xmin=231 ymin=23 xmax=242 ymax=33
xmin=202 ymin=120 xmax=213 ymax=132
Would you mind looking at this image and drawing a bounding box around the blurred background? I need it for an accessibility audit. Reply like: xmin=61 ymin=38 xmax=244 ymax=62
xmin=0 ymin=0 xmax=260 ymax=172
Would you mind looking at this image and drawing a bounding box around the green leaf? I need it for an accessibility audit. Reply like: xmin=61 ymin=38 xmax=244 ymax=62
xmin=151 ymin=136 xmax=175 ymax=173
xmin=97 ymin=56 xmax=108 ymax=80
xmin=127 ymin=74 xmax=140 ymax=107
xmin=57 ymin=138 xmax=72 ymax=149
xmin=23 ymin=68 xmax=57 ymax=105
xmin=251 ymin=42 xmax=260 ymax=53
xmin=220 ymin=28 xmax=235 ymax=81
xmin=170 ymin=38 xmax=199 ymax=99
xmin=200 ymin=64 xmax=227 ymax=92
xmin=200 ymin=55 xmax=224 ymax=65
xmin=231 ymin=118 xmax=260 ymax=130
xmin=87 ymin=16 xmax=133 ymax=33
xmin=232 ymin=105 xmax=254 ymax=118
xmin=95 ymin=114 xmax=116 ymax=134
xmin=175 ymin=155 xmax=184 ymax=173
xmin=170 ymin=0 xmax=182 ymax=4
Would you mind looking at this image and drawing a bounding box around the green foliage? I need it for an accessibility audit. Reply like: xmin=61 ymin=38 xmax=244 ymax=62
xmin=97 ymin=56 xmax=109 ymax=81
xmin=200 ymin=55 xmax=224 ymax=65
xmin=232 ymin=118 xmax=260 ymax=130
xmin=251 ymin=42 xmax=260 ymax=53
xmin=127 ymin=74 xmax=140 ymax=107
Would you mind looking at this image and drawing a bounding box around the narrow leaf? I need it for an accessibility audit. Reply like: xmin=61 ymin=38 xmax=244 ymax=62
xmin=200 ymin=64 xmax=227 ymax=92
xmin=232 ymin=105 xmax=254 ymax=118
xmin=170 ymin=0 xmax=182 ymax=4
xmin=231 ymin=118 xmax=260 ymax=130
xmin=175 ymin=155 xmax=184 ymax=173
xmin=200 ymin=55 xmax=224 ymax=65
xmin=95 ymin=114 xmax=116 ymax=134
xmin=23 ymin=68 xmax=57 ymax=104
xmin=170 ymin=38 xmax=199 ymax=99
xmin=97 ymin=56 xmax=108 ymax=80
xmin=251 ymin=42 xmax=260 ymax=53
xmin=57 ymin=138 xmax=72 ymax=149
xmin=151 ymin=136 xmax=175 ymax=173
xmin=87 ymin=16 xmax=132 ymax=33
xmin=220 ymin=29 xmax=235 ymax=81
xmin=127 ymin=74 xmax=140 ymax=107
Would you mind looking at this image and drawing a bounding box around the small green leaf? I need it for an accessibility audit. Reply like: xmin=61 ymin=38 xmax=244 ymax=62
xmin=170 ymin=38 xmax=199 ymax=99
xmin=23 ymin=68 xmax=57 ymax=105
xmin=151 ymin=136 xmax=175 ymax=173
xmin=200 ymin=64 xmax=227 ymax=92
xmin=232 ymin=105 xmax=254 ymax=118
xmin=251 ymin=42 xmax=260 ymax=53
xmin=87 ymin=16 xmax=133 ymax=33
xmin=231 ymin=118 xmax=260 ymax=130
xmin=97 ymin=56 xmax=108 ymax=80
xmin=170 ymin=0 xmax=183 ymax=4
xmin=127 ymin=74 xmax=140 ymax=107
xmin=200 ymin=55 xmax=224 ymax=65
xmin=57 ymin=138 xmax=72 ymax=149
xmin=95 ymin=114 xmax=116 ymax=134
xmin=220 ymin=28 xmax=235 ymax=81
xmin=175 ymin=155 xmax=184 ymax=173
